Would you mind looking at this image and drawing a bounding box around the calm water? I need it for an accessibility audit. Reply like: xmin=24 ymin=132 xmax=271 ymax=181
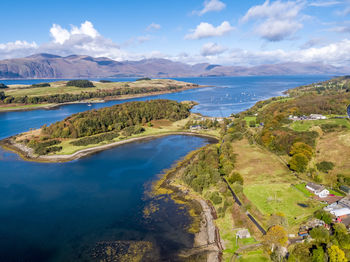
xmin=0 ymin=76 xmax=331 ymax=140
xmin=0 ymin=135 xmax=211 ymax=261
xmin=0 ymin=76 xmax=331 ymax=261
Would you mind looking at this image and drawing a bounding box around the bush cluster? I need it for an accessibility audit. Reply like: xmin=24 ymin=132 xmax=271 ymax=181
xmin=70 ymin=131 xmax=120 ymax=146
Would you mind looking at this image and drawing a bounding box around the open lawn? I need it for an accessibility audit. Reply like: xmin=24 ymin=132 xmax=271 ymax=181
xmin=0 ymin=103 xmax=53 ymax=111
xmin=232 ymin=139 xmax=295 ymax=185
xmin=244 ymin=184 xmax=322 ymax=230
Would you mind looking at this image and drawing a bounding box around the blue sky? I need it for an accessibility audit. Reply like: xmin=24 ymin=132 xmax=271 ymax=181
xmin=1 ymin=0 xmax=350 ymax=66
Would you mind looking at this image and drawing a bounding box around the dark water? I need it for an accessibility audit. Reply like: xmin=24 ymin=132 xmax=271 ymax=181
xmin=0 ymin=76 xmax=331 ymax=140
xmin=0 ymin=76 xmax=331 ymax=261
xmin=0 ymin=135 xmax=210 ymax=261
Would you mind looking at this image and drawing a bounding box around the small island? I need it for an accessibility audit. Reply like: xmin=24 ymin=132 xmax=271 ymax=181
xmin=1 ymin=99 xmax=222 ymax=162
xmin=0 ymin=78 xmax=201 ymax=112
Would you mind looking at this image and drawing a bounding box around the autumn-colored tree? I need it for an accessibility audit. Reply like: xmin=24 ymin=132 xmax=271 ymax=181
xmin=289 ymin=153 xmax=309 ymax=172
xmin=328 ymin=245 xmax=346 ymax=262
xmin=263 ymin=225 xmax=288 ymax=252
xmin=290 ymin=142 xmax=313 ymax=160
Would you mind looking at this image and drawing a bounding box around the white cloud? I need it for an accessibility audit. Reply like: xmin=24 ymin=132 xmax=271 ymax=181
xmin=185 ymin=21 xmax=234 ymax=40
xmin=193 ymin=0 xmax=226 ymax=16
xmin=201 ymin=42 xmax=227 ymax=56
xmin=50 ymin=21 xmax=99 ymax=44
xmin=241 ymin=0 xmax=305 ymax=41
xmin=146 ymin=23 xmax=161 ymax=31
xmin=0 ymin=40 xmax=38 ymax=59
xmin=309 ymin=1 xmax=341 ymax=7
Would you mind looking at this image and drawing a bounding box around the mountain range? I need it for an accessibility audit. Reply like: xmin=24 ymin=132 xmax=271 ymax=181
xmin=0 ymin=53 xmax=348 ymax=79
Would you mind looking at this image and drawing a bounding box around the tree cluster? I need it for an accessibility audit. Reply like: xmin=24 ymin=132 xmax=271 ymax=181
xmin=42 ymin=99 xmax=191 ymax=139
xmin=66 ymin=80 xmax=95 ymax=88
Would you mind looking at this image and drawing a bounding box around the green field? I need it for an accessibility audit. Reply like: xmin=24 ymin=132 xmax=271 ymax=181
xmin=0 ymin=103 xmax=53 ymax=111
xmin=294 ymin=183 xmax=312 ymax=197
xmin=290 ymin=118 xmax=350 ymax=132
xmin=244 ymin=183 xmax=321 ymax=229
xmin=238 ymin=250 xmax=270 ymax=262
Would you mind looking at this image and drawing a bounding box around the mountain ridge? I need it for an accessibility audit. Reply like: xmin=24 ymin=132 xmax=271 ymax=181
xmin=0 ymin=53 xmax=348 ymax=79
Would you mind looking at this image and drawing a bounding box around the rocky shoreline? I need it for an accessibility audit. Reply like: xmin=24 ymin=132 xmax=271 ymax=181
xmin=153 ymin=147 xmax=223 ymax=262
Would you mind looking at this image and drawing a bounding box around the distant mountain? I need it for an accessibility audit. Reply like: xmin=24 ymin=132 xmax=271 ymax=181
xmin=0 ymin=53 xmax=348 ymax=79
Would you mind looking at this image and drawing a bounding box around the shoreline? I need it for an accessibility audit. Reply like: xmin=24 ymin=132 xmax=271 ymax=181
xmin=0 ymin=132 xmax=218 ymax=163
xmin=0 ymin=84 xmax=207 ymax=113
xmin=152 ymin=147 xmax=223 ymax=262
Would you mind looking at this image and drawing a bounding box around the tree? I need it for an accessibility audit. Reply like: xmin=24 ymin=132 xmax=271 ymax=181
xmin=328 ymin=245 xmax=346 ymax=262
xmin=290 ymin=142 xmax=313 ymax=160
xmin=312 ymin=246 xmax=324 ymax=262
xmin=263 ymin=225 xmax=288 ymax=252
xmin=0 ymin=83 xmax=8 ymax=89
xmin=309 ymin=226 xmax=329 ymax=243
xmin=289 ymin=153 xmax=309 ymax=172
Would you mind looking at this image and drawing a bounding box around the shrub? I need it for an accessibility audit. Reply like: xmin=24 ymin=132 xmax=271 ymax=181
xmin=27 ymin=139 xmax=62 ymax=155
xmin=0 ymin=91 xmax=5 ymax=100
xmin=136 ymin=77 xmax=151 ymax=81
xmin=314 ymin=210 xmax=333 ymax=224
xmin=316 ymin=161 xmax=335 ymax=173
xmin=228 ymin=172 xmax=244 ymax=185
xmin=0 ymin=83 xmax=8 ymax=89
xmin=66 ymin=80 xmax=95 ymax=88
xmin=210 ymin=192 xmax=222 ymax=205
xmin=31 ymin=83 xmax=50 ymax=88
xmin=99 ymin=80 xmax=112 ymax=83
xmin=249 ymin=120 xmax=256 ymax=127
xmin=70 ymin=131 xmax=119 ymax=146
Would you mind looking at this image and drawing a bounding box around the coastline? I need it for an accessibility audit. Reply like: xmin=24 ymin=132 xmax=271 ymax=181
xmin=151 ymin=147 xmax=223 ymax=262
xmin=0 ymin=84 xmax=206 ymax=113
xmin=0 ymin=132 xmax=218 ymax=163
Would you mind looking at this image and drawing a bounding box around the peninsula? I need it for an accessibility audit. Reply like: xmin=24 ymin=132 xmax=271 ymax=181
xmin=0 ymin=78 xmax=201 ymax=112
xmin=1 ymin=99 xmax=221 ymax=162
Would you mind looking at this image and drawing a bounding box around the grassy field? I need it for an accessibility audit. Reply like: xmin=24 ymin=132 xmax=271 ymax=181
xmin=232 ymin=139 xmax=294 ymax=185
xmin=238 ymin=249 xmax=270 ymax=262
xmin=294 ymin=183 xmax=312 ymax=197
xmin=4 ymin=79 xmax=194 ymax=97
xmin=0 ymin=103 xmax=53 ymax=111
xmin=315 ymin=130 xmax=350 ymax=178
xmin=290 ymin=118 xmax=350 ymax=132
xmin=244 ymin=184 xmax=321 ymax=230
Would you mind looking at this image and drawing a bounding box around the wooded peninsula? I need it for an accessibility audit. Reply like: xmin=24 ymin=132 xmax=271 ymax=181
xmin=0 ymin=78 xmax=201 ymax=112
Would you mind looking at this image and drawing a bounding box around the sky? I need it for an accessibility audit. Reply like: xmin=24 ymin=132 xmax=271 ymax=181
xmin=1 ymin=0 xmax=350 ymax=66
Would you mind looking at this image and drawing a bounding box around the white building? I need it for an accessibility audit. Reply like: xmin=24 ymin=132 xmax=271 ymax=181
xmin=310 ymin=114 xmax=327 ymax=120
xmin=330 ymin=208 xmax=350 ymax=218
xmin=306 ymin=182 xmax=329 ymax=198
